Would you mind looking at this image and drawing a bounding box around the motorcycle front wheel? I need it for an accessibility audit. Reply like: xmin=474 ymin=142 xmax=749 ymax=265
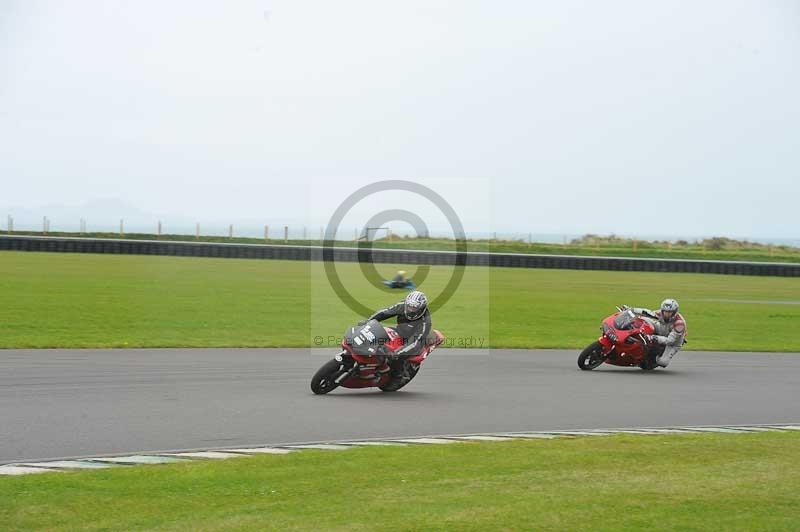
xmin=310 ymin=359 xmax=347 ymax=394
xmin=578 ymin=341 xmax=607 ymax=370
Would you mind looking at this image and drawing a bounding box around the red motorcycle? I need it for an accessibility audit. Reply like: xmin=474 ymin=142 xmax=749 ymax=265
xmin=578 ymin=307 xmax=660 ymax=371
xmin=311 ymin=319 xmax=445 ymax=394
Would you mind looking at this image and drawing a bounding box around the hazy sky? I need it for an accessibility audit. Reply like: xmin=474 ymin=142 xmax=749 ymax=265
xmin=1 ymin=1 xmax=798 ymax=239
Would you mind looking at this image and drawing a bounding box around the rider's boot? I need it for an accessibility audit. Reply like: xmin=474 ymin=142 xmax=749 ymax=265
xmin=372 ymin=356 xmax=391 ymax=383
xmin=397 ymin=360 xmax=412 ymax=380
xmin=656 ymin=346 xmax=678 ymax=368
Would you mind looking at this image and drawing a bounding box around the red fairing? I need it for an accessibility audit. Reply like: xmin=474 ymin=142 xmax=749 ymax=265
xmin=598 ymin=335 xmax=614 ymax=350
xmin=408 ymin=330 xmax=445 ymax=364
xmin=338 ymin=327 xmax=445 ymax=389
xmin=598 ymin=312 xmax=656 ymax=367
xmin=341 ymin=369 xmax=391 ymax=388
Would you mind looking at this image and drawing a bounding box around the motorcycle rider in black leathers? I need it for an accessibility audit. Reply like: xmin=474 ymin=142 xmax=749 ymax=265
xmin=362 ymin=291 xmax=435 ymax=378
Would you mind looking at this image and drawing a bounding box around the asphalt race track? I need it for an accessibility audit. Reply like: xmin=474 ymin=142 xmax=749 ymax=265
xmin=2 ymin=348 xmax=799 ymax=464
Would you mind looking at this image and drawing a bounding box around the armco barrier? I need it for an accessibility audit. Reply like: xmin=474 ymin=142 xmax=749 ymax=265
xmin=1 ymin=235 xmax=798 ymax=277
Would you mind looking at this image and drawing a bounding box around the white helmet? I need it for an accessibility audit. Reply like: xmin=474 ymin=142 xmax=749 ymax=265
xmin=660 ymin=298 xmax=679 ymax=322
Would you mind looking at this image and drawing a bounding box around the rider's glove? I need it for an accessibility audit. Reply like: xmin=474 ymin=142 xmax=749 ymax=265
xmin=620 ymin=304 xmax=631 ymax=311
xmin=357 ymin=319 xmax=368 ymax=326
xmin=645 ymin=334 xmax=659 ymax=344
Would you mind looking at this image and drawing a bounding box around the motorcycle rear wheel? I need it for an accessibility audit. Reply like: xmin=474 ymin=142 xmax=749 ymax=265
xmin=310 ymin=359 xmax=347 ymax=394
xmin=578 ymin=341 xmax=607 ymax=370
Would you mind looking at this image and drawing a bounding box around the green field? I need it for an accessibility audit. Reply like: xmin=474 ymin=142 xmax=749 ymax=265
xmin=2 ymin=432 xmax=798 ymax=531
xmin=1 ymin=251 xmax=799 ymax=351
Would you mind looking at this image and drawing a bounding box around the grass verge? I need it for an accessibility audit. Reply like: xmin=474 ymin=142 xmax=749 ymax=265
xmin=2 ymin=432 xmax=799 ymax=531
xmin=1 ymin=251 xmax=799 ymax=351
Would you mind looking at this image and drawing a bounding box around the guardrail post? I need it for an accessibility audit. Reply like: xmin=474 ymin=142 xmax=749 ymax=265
xmin=157 ymin=220 xmax=162 ymax=237
xmin=195 ymin=223 xmax=200 ymax=240
xmin=229 ymin=224 xmax=233 ymax=239
xmin=264 ymin=225 xmax=269 ymax=241
xmin=7 ymin=215 xmax=12 ymax=234
xmin=284 ymin=225 xmax=288 ymax=243
xmin=120 ymin=219 xmax=124 ymax=237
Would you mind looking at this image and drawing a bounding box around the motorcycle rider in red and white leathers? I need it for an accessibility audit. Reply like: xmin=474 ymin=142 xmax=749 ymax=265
xmin=624 ymin=299 xmax=687 ymax=367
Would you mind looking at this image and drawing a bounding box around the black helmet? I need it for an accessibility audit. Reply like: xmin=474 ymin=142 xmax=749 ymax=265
xmin=404 ymin=291 xmax=428 ymax=320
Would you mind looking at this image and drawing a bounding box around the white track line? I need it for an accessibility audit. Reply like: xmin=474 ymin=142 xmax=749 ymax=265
xmin=445 ymin=435 xmax=517 ymax=442
xmin=282 ymin=444 xmax=353 ymax=450
xmin=540 ymin=431 xmax=612 ymax=436
xmin=163 ymin=451 xmax=244 ymax=459
xmin=389 ymin=438 xmax=459 ymax=445
xmin=489 ymin=432 xmax=560 ymax=439
xmin=0 ymin=465 xmax=56 ymax=475
xmin=223 ymin=447 xmax=295 ymax=455
xmin=20 ymin=460 xmax=115 ymax=470
xmin=676 ymin=427 xmax=753 ymax=433
xmin=722 ymin=427 xmax=778 ymax=432
xmin=2 ymin=424 xmax=796 ymax=476
xmin=91 ymin=455 xmax=188 ymax=465
xmin=341 ymin=441 xmax=409 ymax=446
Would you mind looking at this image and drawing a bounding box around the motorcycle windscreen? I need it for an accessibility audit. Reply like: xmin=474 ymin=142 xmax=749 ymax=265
xmin=343 ymin=319 xmax=391 ymax=357
xmin=613 ymin=310 xmax=637 ymax=330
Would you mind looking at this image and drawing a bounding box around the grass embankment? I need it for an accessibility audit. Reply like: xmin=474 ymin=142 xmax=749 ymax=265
xmin=1 ymin=251 xmax=798 ymax=351
xmin=8 ymin=230 xmax=800 ymax=263
xmin=2 ymin=432 xmax=799 ymax=531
